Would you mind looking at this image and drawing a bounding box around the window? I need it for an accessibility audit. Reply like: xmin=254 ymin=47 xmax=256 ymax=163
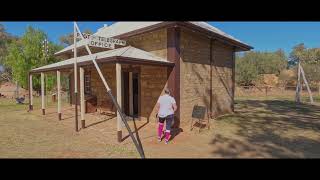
xmin=84 ymin=72 xmax=91 ymax=94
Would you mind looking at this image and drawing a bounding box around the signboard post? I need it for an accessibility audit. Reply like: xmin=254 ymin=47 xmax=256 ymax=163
xmin=73 ymin=22 xmax=79 ymax=132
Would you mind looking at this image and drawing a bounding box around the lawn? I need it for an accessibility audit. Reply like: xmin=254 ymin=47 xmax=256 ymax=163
xmin=0 ymin=96 xmax=319 ymax=158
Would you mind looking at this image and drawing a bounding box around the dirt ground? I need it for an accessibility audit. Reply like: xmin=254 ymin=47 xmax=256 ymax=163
xmin=0 ymin=96 xmax=320 ymax=158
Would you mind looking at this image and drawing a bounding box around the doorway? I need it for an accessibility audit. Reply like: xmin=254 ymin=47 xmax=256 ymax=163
xmin=122 ymin=71 xmax=140 ymax=119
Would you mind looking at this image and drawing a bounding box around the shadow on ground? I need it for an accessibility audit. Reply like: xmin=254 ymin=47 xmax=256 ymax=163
xmin=210 ymin=99 xmax=320 ymax=158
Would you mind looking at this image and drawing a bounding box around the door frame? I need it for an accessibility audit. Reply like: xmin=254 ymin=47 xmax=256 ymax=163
xmin=122 ymin=66 xmax=141 ymax=120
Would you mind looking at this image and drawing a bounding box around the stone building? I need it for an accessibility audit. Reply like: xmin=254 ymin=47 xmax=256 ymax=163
xmin=29 ymin=22 xmax=252 ymax=141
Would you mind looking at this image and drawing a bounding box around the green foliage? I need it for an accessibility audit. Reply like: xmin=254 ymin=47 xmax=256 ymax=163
xmin=0 ymin=24 xmax=17 ymax=83
xmin=3 ymin=26 xmax=63 ymax=90
xmin=301 ymin=61 xmax=320 ymax=83
xmin=289 ymin=43 xmax=320 ymax=66
xmin=59 ymin=29 xmax=93 ymax=47
xmin=236 ymin=53 xmax=258 ymax=86
xmin=236 ymin=49 xmax=288 ymax=86
xmin=289 ymin=43 xmax=305 ymax=67
xmin=289 ymin=43 xmax=320 ymax=85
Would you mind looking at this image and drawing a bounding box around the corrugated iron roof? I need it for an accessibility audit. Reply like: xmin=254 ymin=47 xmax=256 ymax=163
xmin=32 ymin=46 xmax=172 ymax=73
xmin=55 ymin=21 xmax=251 ymax=55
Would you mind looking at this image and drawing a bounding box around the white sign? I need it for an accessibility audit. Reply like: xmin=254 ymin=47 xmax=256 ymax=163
xmin=89 ymin=38 xmax=115 ymax=49
xmin=76 ymin=32 xmax=92 ymax=39
xmin=92 ymin=36 xmax=126 ymax=46
xmin=77 ymin=32 xmax=126 ymax=49
xmin=77 ymin=33 xmax=126 ymax=49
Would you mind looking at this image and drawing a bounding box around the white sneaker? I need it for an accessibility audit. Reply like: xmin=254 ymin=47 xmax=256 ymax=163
xmin=158 ymin=137 xmax=162 ymax=142
xmin=165 ymin=140 xmax=169 ymax=144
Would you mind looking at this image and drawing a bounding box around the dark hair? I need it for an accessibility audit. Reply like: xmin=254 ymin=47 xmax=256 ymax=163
xmin=164 ymin=88 xmax=170 ymax=95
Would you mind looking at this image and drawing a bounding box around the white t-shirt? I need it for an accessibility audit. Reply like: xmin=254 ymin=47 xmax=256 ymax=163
xmin=157 ymin=94 xmax=176 ymax=118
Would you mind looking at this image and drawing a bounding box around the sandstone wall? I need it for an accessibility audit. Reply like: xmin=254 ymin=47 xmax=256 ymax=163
xmin=180 ymin=28 xmax=235 ymax=122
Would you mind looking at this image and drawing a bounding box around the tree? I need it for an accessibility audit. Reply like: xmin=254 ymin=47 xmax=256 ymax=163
xmin=59 ymin=29 xmax=93 ymax=47
xmin=0 ymin=24 xmax=17 ymax=83
xmin=289 ymin=43 xmax=306 ymax=67
xmin=3 ymin=26 xmax=63 ymax=90
xmin=289 ymin=43 xmax=320 ymax=83
xmin=235 ymin=50 xmax=288 ymax=86
xmin=302 ymin=61 xmax=320 ymax=84
xmin=235 ymin=52 xmax=259 ymax=86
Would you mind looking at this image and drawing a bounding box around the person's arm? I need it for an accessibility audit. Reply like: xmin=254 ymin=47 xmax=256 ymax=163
xmin=172 ymin=103 xmax=177 ymax=112
xmin=155 ymin=102 xmax=160 ymax=117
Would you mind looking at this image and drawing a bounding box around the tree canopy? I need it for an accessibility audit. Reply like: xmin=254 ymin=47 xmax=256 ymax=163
xmin=59 ymin=29 xmax=93 ymax=47
xmin=3 ymin=26 xmax=63 ymax=90
xmin=289 ymin=43 xmax=320 ymax=84
xmin=236 ymin=44 xmax=320 ymax=87
xmin=236 ymin=49 xmax=288 ymax=86
xmin=0 ymin=24 xmax=17 ymax=82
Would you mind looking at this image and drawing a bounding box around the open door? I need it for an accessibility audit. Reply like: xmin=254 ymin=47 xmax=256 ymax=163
xmin=122 ymin=71 xmax=140 ymax=119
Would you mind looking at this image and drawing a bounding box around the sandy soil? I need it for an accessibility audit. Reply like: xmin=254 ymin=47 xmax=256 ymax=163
xmin=0 ymin=96 xmax=320 ymax=158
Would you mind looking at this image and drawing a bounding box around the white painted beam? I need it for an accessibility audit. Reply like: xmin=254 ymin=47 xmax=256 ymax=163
xmin=80 ymin=67 xmax=85 ymax=128
xmin=116 ymin=63 xmax=122 ymax=141
xmin=29 ymin=74 xmax=33 ymax=111
xmin=41 ymin=72 xmax=45 ymax=115
xmin=57 ymin=70 xmax=62 ymax=120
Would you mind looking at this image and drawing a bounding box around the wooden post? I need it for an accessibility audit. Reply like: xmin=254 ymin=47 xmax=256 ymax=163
xmin=129 ymin=72 xmax=133 ymax=116
xmin=29 ymin=73 xmax=33 ymax=111
xmin=209 ymin=39 xmax=213 ymax=115
xmin=295 ymin=62 xmax=301 ymax=103
xmin=116 ymin=63 xmax=122 ymax=142
xmin=80 ymin=67 xmax=85 ymax=128
xmin=57 ymin=70 xmax=62 ymax=120
xmin=69 ymin=73 xmax=72 ymax=106
xmin=300 ymin=64 xmax=314 ymax=104
xmin=74 ymin=22 xmax=78 ymax=132
xmin=41 ymin=72 xmax=45 ymax=115
xmin=231 ymin=46 xmax=236 ymax=112
xmin=265 ymin=86 xmax=268 ymax=96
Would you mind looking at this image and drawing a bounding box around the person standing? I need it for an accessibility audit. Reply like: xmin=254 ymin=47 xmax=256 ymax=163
xmin=155 ymin=88 xmax=177 ymax=144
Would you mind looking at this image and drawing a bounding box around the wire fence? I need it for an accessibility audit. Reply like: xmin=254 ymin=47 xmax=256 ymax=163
xmin=236 ymin=85 xmax=320 ymax=103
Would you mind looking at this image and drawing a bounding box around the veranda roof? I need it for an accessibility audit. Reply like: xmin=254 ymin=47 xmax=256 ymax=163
xmin=55 ymin=21 xmax=252 ymax=56
xmin=31 ymin=46 xmax=174 ymax=73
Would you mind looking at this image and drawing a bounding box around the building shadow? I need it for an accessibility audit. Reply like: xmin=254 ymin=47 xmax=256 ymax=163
xmin=209 ymin=99 xmax=320 ymax=158
xmin=132 ymin=118 xmax=145 ymax=157
xmin=119 ymin=118 xmax=147 ymax=157
xmin=62 ymin=115 xmax=75 ymax=120
xmin=86 ymin=115 xmax=116 ymax=128
xmin=169 ymin=127 xmax=183 ymax=141
xmin=121 ymin=120 xmax=149 ymax=142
